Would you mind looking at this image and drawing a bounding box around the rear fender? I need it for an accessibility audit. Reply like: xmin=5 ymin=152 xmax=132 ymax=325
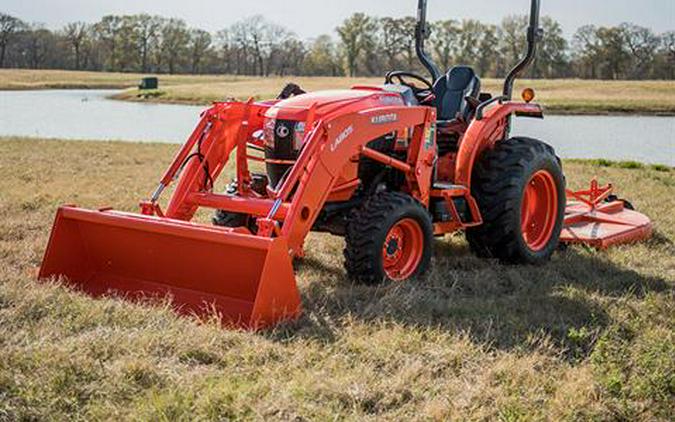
xmin=455 ymin=101 xmax=543 ymax=188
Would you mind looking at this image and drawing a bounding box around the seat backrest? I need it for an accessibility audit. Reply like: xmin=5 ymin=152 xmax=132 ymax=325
xmin=432 ymin=66 xmax=481 ymax=121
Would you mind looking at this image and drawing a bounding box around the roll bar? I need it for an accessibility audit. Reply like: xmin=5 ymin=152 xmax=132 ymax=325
xmin=503 ymin=0 xmax=543 ymax=99
xmin=414 ymin=0 xmax=543 ymax=96
xmin=415 ymin=0 xmax=441 ymax=82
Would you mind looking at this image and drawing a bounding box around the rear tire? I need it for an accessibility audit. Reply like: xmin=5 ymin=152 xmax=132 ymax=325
xmin=344 ymin=192 xmax=434 ymax=284
xmin=466 ymin=137 xmax=565 ymax=265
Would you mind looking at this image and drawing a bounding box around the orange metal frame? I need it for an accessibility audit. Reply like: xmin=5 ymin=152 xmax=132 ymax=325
xmin=140 ymin=93 xmax=543 ymax=256
xmin=37 ymin=0 xmax=653 ymax=330
xmin=39 ymin=87 xmax=653 ymax=329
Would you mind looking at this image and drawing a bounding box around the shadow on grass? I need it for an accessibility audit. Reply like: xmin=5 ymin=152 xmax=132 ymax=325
xmin=269 ymin=239 xmax=670 ymax=360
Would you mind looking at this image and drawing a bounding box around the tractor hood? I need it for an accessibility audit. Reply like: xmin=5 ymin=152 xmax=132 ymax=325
xmin=265 ymin=88 xmax=407 ymax=122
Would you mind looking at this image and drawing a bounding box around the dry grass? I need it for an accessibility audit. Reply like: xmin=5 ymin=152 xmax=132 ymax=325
xmin=0 ymin=69 xmax=252 ymax=90
xmin=1 ymin=69 xmax=674 ymax=115
xmin=0 ymin=137 xmax=673 ymax=421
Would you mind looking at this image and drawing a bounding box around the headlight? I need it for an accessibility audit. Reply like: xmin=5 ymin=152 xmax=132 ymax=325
xmin=293 ymin=122 xmax=306 ymax=151
xmin=263 ymin=118 xmax=276 ymax=148
xmin=263 ymin=118 xmax=306 ymax=152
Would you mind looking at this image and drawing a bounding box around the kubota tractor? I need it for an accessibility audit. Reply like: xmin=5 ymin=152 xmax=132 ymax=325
xmin=40 ymin=0 xmax=653 ymax=328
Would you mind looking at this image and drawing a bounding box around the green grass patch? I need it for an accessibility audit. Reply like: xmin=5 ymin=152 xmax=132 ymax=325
xmin=569 ymin=158 xmax=674 ymax=171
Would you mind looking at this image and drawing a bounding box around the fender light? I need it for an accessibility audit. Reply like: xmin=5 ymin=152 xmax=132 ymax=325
xmin=522 ymin=88 xmax=536 ymax=103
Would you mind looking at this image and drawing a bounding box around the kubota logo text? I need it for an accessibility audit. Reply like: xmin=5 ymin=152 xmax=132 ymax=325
xmin=331 ymin=125 xmax=354 ymax=152
xmin=371 ymin=113 xmax=398 ymax=125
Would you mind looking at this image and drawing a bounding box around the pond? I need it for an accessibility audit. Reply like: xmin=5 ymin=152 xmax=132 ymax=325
xmin=1 ymin=89 xmax=673 ymax=166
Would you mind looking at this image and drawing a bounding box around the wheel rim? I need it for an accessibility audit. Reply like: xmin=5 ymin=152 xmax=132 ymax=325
xmin=521 ymin=170 xmax=558 ymax=252
xmin=382 ymin=218 xmax=424 ymax=281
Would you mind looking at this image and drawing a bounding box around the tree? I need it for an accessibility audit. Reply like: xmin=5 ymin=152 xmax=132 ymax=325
xmin=620 ymin=23 xmax=660 ymax=78
xmin=0 ymin=9 xmax=670 ymax=80
xmin=596 ymin=26 xmax=631 ymax=79
xmin=189 ymin=28 xmax=212 ymax=73
xmin=304 ymin=35 xmax=342 ymax=76
xmin=227 ymin=16 xmax=288 ymax=76
xmin=499 ymin=16 xmax=528 ymax=75
xmin=431 ymin=19 xmax=460 ymax=72
xmin=475 ymin=24 xmax=500 ymax=77
xmin=337 ymin=13 xmax=377 ymax=76
xmin=573 ymin=25 xmax=631 ymax=80
xmin=0 ymin=13 xmax=23 ymax=68
xmin=454 ymin=20 xmax=484 ymax=66
xmin=380 ymin=17 xmax=408 ymax=70
xmin=215 ymin=28 xmax=237 ymax=74
xmin=63 ymin=22 xmax=89 ymax=70
xmin=133 ymin=15 xmax=162 ymax=72
xmin=160 ymin=18 xmax=189 ymax=74
xmin=94 ymin=15 xmax=124 ymax=71
xmin=399 ymin=17 xmax=419 ymax=69
xmin=655 ymin=31 xmax=675 ymax=79
xmin=572 ymin=25 xmax=601 ymax=78
xmin=536 ymin=17 xmax=570 ymax=78
xmin=115 ymin=16 xmax=141 ymax=71
xmin=23 ymin=24 xmax=54 ymax=69
xmin=270 ymin=37 xmax=305 ymax=76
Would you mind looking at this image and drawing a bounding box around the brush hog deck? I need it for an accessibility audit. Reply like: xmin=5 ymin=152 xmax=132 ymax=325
xmin=39 ymin=207 xmax=301 ymax=328
xmin=561 ymin=181 xmax=653 ymax=249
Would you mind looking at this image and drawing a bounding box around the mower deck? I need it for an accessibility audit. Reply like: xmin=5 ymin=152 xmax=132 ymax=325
xmin=562 ymin=201 xmax=653 ymax=249
xmin=561 ymin=181 xmax=653 ymax=249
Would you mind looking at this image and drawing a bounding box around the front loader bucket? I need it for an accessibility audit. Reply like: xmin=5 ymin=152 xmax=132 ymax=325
xmin=39 ymin=206 xmax=301 ymax=329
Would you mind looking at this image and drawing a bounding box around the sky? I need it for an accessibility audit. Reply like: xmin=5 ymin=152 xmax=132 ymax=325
xmin=3 ymin=0 xmax=674 ymax=38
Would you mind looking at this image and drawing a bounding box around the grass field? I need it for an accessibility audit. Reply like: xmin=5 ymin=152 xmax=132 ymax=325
xmin=2 ymin=69 xmax=675 ymax=115
xmin=0 ymin=137 xmax=673 ymax=420
xmin=0 ymin=69 xmax=243 ymax=90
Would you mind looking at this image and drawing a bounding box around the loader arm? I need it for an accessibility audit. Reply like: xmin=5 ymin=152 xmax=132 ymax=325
xmin=160 ymin=101 xmax=270 ymax=221
xmin=271 ymin=105 xmax=436 ymax=253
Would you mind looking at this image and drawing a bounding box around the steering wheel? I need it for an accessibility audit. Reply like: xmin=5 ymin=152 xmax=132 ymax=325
xmin=385 ymin=71 xmax=434 ymax=92
xmin=385 ymin=71 xmax=435 ymax=104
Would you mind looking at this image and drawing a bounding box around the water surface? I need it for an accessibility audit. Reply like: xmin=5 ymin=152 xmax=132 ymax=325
xmin=1 ymin=90 xmax=673 ymax=165
xmin=0 ymin=89 xmax=203 ymax=143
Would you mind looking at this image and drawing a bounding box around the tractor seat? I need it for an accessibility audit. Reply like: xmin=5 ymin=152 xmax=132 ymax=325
xmin=432 ymin=66 xmax=481 ymax=122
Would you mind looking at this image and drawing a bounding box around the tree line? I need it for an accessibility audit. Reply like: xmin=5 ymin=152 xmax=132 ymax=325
xmin=0 ymin=11 xmax=673 ymax=80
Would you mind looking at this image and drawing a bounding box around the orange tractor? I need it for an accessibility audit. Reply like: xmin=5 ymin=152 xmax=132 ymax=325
xmin=40 ymin=0 xmax=652 ymax=328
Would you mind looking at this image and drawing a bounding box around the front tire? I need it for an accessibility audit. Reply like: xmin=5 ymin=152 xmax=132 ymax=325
xmin=466 ymin=137 xmax=566 ymax=265
xmin=344 ymin=192 xmax=434 ymax=284
xmin=212 ymin=174 xmax=268 ymax=230
xmin=212 ymin=182 xmax=249 ymax=228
